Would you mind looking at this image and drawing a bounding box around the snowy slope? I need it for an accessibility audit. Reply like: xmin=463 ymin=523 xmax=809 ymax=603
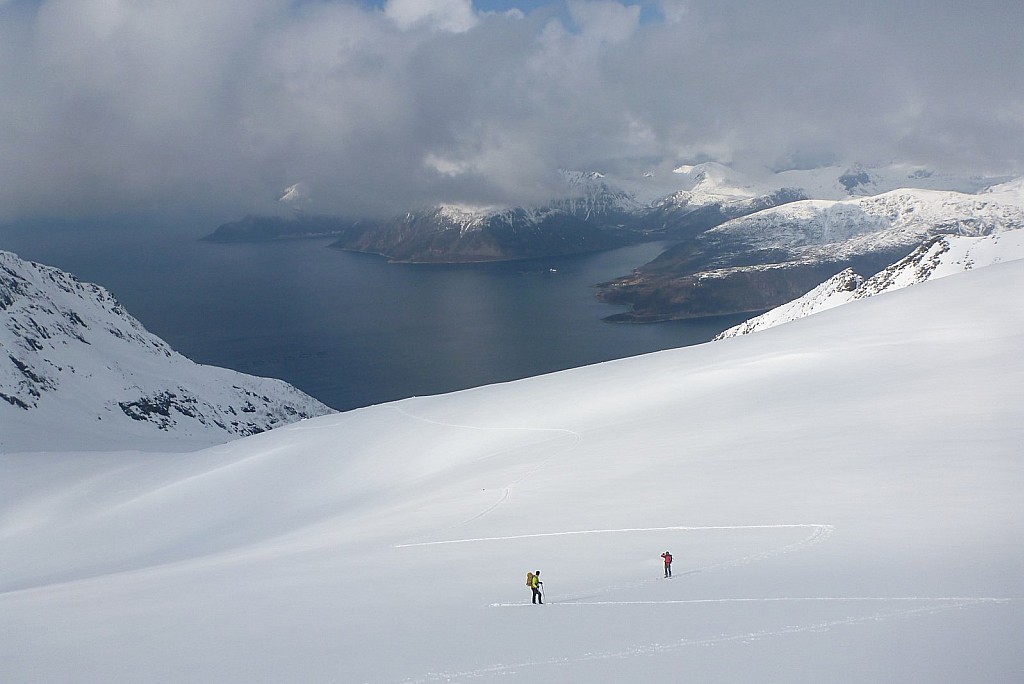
xmin=717 ymin=229 xmax=1024 ymax=338
xmin=714 ymin=267 xmax=866 ymax=338
xmin=1 ymin=259 xmax=1022 ymax=682
xmin=705 ymin=184 xmax=1024 ymax=262
xmin=0 ymin=251 xmax=333 ymax=453
xmin=663 ymin=161 xmax=766 ymax=205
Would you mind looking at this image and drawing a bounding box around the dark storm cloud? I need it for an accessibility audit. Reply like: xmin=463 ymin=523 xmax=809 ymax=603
xmin=0 ymin=0 xmax=1021 ymax=222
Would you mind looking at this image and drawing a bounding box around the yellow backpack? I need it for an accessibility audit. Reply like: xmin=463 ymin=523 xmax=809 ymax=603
xmin=526 ymin=572 xmax=535 ymax=587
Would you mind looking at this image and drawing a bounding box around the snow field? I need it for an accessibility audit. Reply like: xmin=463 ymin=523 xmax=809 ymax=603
xmin=1 ymin=262 xmax=1023 ymax=682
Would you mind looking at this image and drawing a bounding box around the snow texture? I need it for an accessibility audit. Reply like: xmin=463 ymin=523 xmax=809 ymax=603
xmin=1 ymin=252 xmax=1022 ymax=682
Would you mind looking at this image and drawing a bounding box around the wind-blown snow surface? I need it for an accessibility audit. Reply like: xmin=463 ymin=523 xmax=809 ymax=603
xmin=2 ymin=262 xmax=1023 ymax=682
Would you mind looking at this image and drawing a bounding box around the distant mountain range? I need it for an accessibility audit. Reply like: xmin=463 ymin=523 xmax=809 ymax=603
xmin=597 ymin=178 xmax=1024 ymax=321
xmin=1 ymin=251 xmax=333 ymax=452
xmin=205 ymin=162 xmax=1021 ymax=319
xmin=212 ymin=162 xmax=993 ymax=257
xmin=206 ymin=171 xmax=650 ymax=262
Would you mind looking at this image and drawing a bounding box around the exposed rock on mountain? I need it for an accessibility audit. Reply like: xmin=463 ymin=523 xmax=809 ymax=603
xmin=327 ymin=202 xmax=635 ymax=263
xmin=1 ymin=251 xmax=333 ymax=452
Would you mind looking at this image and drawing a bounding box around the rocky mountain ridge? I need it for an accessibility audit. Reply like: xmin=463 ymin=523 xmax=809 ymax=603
xmin=1 ymin=251 xmax=333 ymax=453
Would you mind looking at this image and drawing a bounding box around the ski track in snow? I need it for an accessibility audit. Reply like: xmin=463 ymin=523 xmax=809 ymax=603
xmin=385 ymin=408 xmax=1014 ymax=682
xmin=395 ymin=524 xmax=835 ymax=602
xmin=401 ymin=599 xmax=1013 ymax=683
xmin=394 ymin=521 xmax=1015 ymax=684
xmin=369 ymin=407 xmax=1014 ymax=683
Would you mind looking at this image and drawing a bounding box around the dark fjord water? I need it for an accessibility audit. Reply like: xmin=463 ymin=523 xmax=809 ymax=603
xmin=1 ymin=220 xmax=753 ymax=411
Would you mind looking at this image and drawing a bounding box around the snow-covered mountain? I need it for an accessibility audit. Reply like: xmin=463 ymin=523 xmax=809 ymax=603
xmin=209 ymin=173 xmax=644 ymax=262
xmin=705 ymin=179 xmax=1024 ymax=261
xmin=207 ymin=162 xmax=1010 ymax=264
xmin=0 ymin=251 xmax=333 ymax=452
xmin=552 ymin=169 xmax=647 ymax=220
xmin=598 ymin=178 xmax=1024 ymax=321
xmin=2 ymin=255 xmax=1021 ymax=682
xmin=327 ymin=201 xmax=634 ymax=263
xmin=319 ymin=171 xmax=649 ymax=262
xmin=715 ymin=229 xmax=1024 ymax=338
xmin=321 ymin=161 xmax=988 ymax=260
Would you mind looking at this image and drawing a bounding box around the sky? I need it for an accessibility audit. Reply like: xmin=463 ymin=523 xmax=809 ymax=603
xmin=0 ymin=0 xmax=1022 ymax=223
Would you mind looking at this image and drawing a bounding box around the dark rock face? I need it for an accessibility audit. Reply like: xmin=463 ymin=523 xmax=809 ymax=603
xmin=331 ymin=209 xmax=637 ymax=263
xmin=119 ymin=390 xmax=197 ymax=429
xmin=838 ymin=167 xmax=873 ymax=193
xmin=116 ymin=386 xmax=308 ymax=436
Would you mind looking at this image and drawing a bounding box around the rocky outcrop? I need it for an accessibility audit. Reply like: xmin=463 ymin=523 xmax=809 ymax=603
xmin=1 ymin=250 xmax=333 ymax=452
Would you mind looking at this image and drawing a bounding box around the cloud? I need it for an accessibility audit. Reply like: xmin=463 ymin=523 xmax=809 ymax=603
xmin=384 ymin=0 xmax=478 ymax=33
xmin=0 ymin=0 xmax=1021 ymax=224
xmin=568 ymin=0 xmax=640 ymax=44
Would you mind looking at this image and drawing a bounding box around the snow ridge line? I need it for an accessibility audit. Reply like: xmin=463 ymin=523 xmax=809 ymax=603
xmin=393 ymin=524 xmax=833 ymax=548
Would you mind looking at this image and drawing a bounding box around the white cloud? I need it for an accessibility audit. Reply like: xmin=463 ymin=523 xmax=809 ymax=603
xmin=568 ymin=0 xmax=641 ymax=43
xmin=0 ymin=0 xmax=1021 ymax=223
xmin=384 ymin=0 xmax=478 ymax=33
xmin=424 ymin=153 xmax=471 ymax=177
xmin=658 ymin=0 xmax=688 ymax=24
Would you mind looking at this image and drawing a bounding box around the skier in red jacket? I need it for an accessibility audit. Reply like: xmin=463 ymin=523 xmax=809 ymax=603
xmin=661 ymin=551 xmax=673 ymax=577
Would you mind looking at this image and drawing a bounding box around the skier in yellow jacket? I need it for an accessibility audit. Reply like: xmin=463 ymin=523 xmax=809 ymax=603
xmin=527 ymin=570 xmax=543 ymax=604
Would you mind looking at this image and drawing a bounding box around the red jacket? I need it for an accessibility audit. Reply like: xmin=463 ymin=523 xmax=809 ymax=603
xmin=661 ymin=552 xmax=672 ymax=564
